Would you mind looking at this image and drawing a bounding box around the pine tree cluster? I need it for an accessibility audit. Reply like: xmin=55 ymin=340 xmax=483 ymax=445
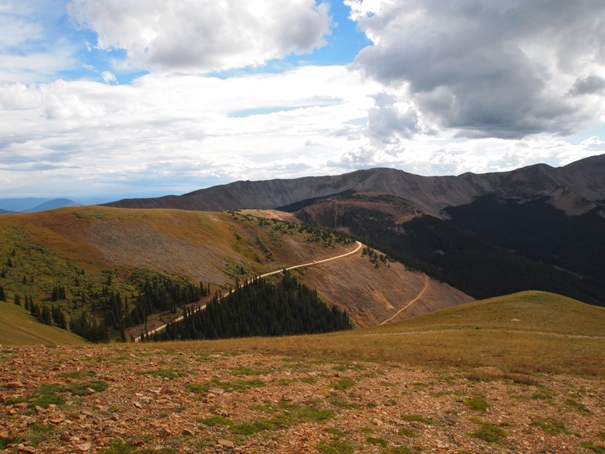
xmin=145 ymin=272 xmax=353 ymax=342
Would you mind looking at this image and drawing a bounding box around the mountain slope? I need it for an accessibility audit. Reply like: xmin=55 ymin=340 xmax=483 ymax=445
xmin=0 ymin=301 xmax=85 ymax=346
xmin=104 ymin=154 xmax=605 ymax=216
xmin=295 ymin=192 xmax=605 ymax=306
xmin=0 ymin=207 xmax=472 ymax=341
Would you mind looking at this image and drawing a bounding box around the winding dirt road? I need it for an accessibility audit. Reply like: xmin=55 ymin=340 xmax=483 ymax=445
xmin=379 ymin=274 xmax=429 ymax=326
xmin=135 ymin=241 xmax=363 ymax=341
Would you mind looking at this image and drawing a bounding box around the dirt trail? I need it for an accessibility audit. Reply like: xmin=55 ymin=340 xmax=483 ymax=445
xmin=379 ymin=274 xmax=429 ymax=325
xmin=135 ymin=241 xmax=363 ymax=341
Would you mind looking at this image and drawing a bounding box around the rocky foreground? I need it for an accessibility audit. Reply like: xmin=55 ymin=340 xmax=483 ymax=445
xmin=1 ymin=345 xmax=604 ymax=453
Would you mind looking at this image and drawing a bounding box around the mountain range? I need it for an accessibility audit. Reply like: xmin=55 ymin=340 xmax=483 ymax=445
xmin=0 ymin=198 xmax=79 ymax=213
xmin=105 ymin=154 xmax=605 ymax=216
xmin=105 ymin=154 xmax=605 ymax=308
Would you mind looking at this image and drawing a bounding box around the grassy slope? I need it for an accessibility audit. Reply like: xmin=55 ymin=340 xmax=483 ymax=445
xmin=0 ymin=302 xmax=85 ymax=346
xmin=0 ymin=206 xmax=470 ymax=342
xmin=132 ymin=291 xmax=605 ymax=377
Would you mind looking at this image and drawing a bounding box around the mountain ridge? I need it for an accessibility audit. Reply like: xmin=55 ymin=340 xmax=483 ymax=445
xmin=103 ymin=154 xmax=605 ymax=216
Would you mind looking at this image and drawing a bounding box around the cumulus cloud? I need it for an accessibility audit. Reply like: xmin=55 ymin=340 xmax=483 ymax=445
xmin=0 ymin=67 xmax=378 ymax=196
xmin=68 ymin=0 xmax=332 ymax=72
xmin=568 ymin=75 xmax=605 ymax=96
xmin=348 ymin=0 xmax=605 ymax=139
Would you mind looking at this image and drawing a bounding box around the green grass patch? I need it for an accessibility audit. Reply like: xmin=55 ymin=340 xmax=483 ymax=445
xmin=231 ymin=420 xmax=275 ymax=435
xmin=366 ymin=436 xmax=387 ymax=447
xmin=403 ymin=414 xmax=433 ymax=425
xmin=530 ymin=418 xmax=571 ymax=435
xmin=317 ymin=439 xmax=355 ymax=454
xmin=199 ymin=416 xmax=233 ymax=427
xmin=185 ymin=383 xmax=208 ymax=395
xmin=468 ymin=418 xmax=507 ymax=444
xmin=328 ymin=397 xmax=362 ymax=410
xmin=139 ymin=369 xmax=187 ymax=380
xmin=324 ymin=428 xmax=344 ymax=438
xmin=329 ymin=377 xmax=357 ymax=391
xmin=464 ymin=396 xmax=489 ymax=412
xmin=207 ymin=378 xmax=265 ymax=391
xmin=29 ymin=383 xmax=64 ymax=408
xmin=398 ymin=428 xmax=419 ymax=438
xmin=582 ymin=442 xmax=605 ymax=453
xmin=565 ymin=398 xmax=591 ymax=416
xmin=69 ymin=380 xmax=108 ymax=396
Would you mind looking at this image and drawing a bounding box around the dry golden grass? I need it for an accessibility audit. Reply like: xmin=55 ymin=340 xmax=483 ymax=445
xmin=0 ymin=302 xmax=85 ymax=347
xmin=127 ymin=291 xmax=605 ymax=377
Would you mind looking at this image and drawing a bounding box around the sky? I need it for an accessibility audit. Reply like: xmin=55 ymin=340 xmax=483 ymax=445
xmin=1 ymin=0 xmax=604 ymax=202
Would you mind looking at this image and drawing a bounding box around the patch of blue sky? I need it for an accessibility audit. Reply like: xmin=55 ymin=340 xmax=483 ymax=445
xmin=209 ymin=1 xmax=370 ymax=79
xmin=346 ymin=118 xmax=368 ymax=126
xmin=563 ymin=122 xmax=605 ymax=145
xmin=229 ymin=106 xmax=307 ymax=118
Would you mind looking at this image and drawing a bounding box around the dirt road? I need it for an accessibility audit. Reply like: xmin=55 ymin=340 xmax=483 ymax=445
xmin=135 ymin=241 xmax=363 ymax=341
xmin=379 ymin=273 xmax=429 ymax=325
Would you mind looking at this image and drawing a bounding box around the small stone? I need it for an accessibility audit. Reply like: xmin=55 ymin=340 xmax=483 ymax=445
xmin=217 ymin=439 xmax=234 ymax=448
xmin=182 ymin=428 xmax=195 ymax=436
xmin=34 ymin=406 xmax=46 ymax=414
xmin=0 ymin=430 xmax=9 ymax=439
xmin=111 ymin=413 xmax=119 ymax=421
xmin=372 ymin=418 xmax=382 ymax=426
xmin=60 ymin=433 xmax=71 ymax=441
xmin=133 ymin=402 xmax=142 ymax=409
xmin=86 ymin=388 xmax=96 ymax=395
xmin=209 ymin=388 xmax=224 ymax=395
xmin=76 ymin=442 xmax=91 ymax=452
xmin=5 ymin=381 xmax=24 ymax=389
xmin=160 ymin=427 xmax=172 ymax=437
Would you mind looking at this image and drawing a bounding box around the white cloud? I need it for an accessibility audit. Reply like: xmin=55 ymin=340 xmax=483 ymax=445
xmin=0 ymin=0 xmax=78 ymax=83
xmin=0 ymin=66 xmax=602 ymax=198
xmin=101 ymin=71 xmax=117 ymax=84
xmin=347 ymin=0 xmax=605 ymax=139
xmin=68 ymin=0 xmax=332 ymax=72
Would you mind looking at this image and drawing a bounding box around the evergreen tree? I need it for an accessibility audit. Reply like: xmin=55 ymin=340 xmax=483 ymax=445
xmin=40 ymin=305 xmax=52 ymax=325
xmin=0 ymin=286 xmax=5 ymax=302
xmin=148 ymin=272 xmax=353 ymax=342
xmin=14 ymin=294 xmax=21 ymax=306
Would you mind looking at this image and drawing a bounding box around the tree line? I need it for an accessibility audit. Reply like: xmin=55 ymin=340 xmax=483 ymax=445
xmin=144 ymin=271 xmax=353 ymax=342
